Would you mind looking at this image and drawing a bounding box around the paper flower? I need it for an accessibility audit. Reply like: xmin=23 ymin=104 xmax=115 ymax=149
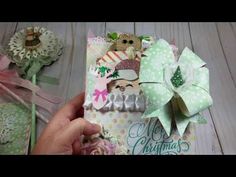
xmin=7 ymin=26 xmax=63 ymax=79
xmin=139 ymin=39 xmax=213 ymax=136
xmin=80 ymin=126 xmax=130 ymax=155
xmin=80 ymin=138 xmax=116 ymax=155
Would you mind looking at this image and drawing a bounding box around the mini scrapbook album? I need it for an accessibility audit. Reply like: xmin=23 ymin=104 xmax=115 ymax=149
xmin=82 ymin=31 xmax=213 ymax=155
xmin=0 ymin=26 xmax=63 ymax=154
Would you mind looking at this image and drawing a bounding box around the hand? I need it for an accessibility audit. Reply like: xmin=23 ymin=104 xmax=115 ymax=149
xmin=32 ymin=92 xmax=101 ymax=155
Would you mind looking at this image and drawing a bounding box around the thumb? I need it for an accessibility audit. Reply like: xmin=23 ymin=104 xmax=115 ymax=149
xmin=58 ymin=118 xmax=101 ymax=145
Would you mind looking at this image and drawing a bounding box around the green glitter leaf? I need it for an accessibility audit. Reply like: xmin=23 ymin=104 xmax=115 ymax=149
xmin=138 ymin=35 xmax=151 ymax=41
xmin=107 ymin=32 xmax=118 ymax=40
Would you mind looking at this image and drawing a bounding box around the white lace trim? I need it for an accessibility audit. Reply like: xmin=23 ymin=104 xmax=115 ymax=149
xmin=83 ymin=93 xmax=147 ymax=112
xmin=87 ymin=37 xmax=107 ymax=45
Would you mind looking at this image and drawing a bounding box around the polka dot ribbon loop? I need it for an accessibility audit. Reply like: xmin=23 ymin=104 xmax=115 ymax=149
xmin=139 ymin=39 xmax=213 ymax=137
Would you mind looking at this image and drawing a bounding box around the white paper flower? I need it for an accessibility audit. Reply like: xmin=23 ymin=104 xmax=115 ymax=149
xmin=7 ymin=26 xmax=63 ymax=79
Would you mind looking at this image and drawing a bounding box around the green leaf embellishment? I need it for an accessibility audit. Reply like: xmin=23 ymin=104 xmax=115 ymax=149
xmin=108 ymin=70 xmax=119 ymax=78
xmin=107 ymin=32 xmax=118 ymax=40
xmin=139 ymin=35 xmax=151 ymax=41
xmin=170 ymin=66 xmax=185 ymax=88
xmin=97 ymin=66 xmax=119 ymax=78
xmin=25 ymin=59 xmax=42 ymax=80
xmin=98 ymin=66 xmax=109 ymax=77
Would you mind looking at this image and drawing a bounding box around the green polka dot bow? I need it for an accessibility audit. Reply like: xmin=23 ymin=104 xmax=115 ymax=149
xmin=139 ymin=39 xmax=213 ymax=136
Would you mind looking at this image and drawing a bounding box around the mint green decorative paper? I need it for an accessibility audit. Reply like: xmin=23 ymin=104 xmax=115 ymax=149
xmin=139 ymin=39 xmax=213 ymax=136
xmin=0 ymin=103 xmax=31 ymax=154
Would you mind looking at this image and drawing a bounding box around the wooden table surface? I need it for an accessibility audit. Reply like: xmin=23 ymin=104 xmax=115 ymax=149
xmin=1 ymin=22 xmax=236 ymax=154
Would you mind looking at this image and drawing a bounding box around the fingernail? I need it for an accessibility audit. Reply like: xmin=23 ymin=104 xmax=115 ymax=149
xmin=92 ymin=123 xmax=101 ymax=131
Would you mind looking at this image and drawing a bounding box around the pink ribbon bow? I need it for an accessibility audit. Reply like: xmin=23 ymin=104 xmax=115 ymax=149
xmin=93 ymin=89 xmax=108 ymax=102
xmin=0 ymin=54 xmax=62 ymax=115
